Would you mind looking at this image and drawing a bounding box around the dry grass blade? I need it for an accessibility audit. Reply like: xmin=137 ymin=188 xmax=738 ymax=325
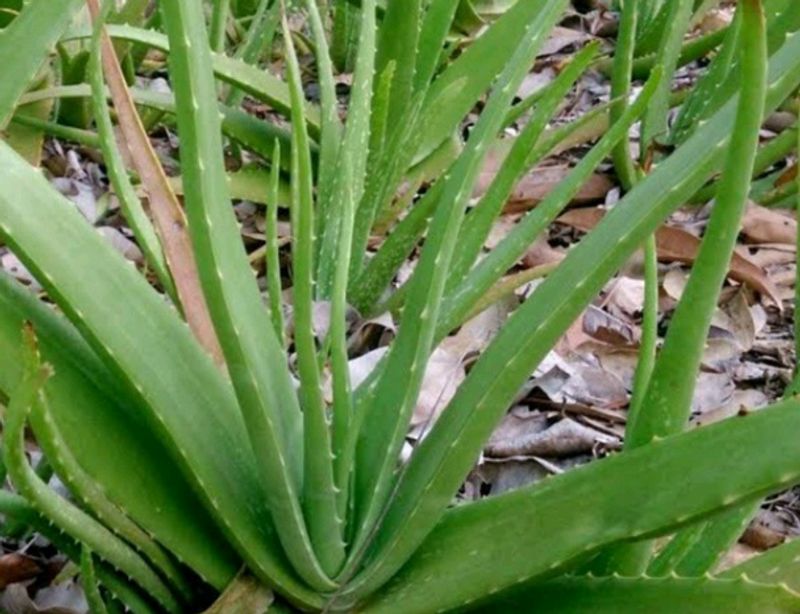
xmin=86 ymin=0 xmax=222 ymax=364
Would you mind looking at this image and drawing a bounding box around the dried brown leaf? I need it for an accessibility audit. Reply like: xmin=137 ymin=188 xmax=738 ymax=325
xmin=558 ymin=207 xmax=782 ymax=304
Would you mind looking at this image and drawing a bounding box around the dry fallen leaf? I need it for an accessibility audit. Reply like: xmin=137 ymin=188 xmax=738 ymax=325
xmin=473 ymin=457 xmax=551 ymax=496
xmin=474 ymin=155 xmax=612 ymax=211
xmin=486 ymin=415 xmax=617 ymax=458
xmin=0 ymin=554 xmax=40 ymax=590
xmin=582 ymin=304 xmax=639 ymax=346
xmin=540 ymin=26 xmax=592 ymax=56
xmin=741 ymin=202 xmax=797 ymax=245
xmin=558 ymin=207 xmax=782 ymax=305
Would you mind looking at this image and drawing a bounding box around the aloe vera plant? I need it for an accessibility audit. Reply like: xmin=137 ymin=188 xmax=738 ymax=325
xmin=1 ymin=0 xmax=800 ymax=612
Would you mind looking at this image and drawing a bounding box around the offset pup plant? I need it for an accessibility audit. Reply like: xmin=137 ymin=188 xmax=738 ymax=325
xmin=0 ymin=0 xmax=800 ymax=611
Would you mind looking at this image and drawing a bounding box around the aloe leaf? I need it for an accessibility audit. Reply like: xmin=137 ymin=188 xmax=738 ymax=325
xmin=82 ymin=546 xmax=110 ymax=614
xmin=343 ymin=31 xmax=800 ymax=600
xmin=266 ymin=141 xmax=286 ymax=345
xmin=414 ymin=0 xmax=573 ymax=162
xmin=303 ymin=0 xmax=342 ymax=264
xmin=0 ymin=490 xmax=159 ymax=614
xmin=210 ymin=0 xmax=231 ymax=52
xmin=722 ymin=537 xmax=800 ymax=590
xmin=350 ymin=97 xmax=605 ymax=316
xmin=646 ymin=522 xmax=708 ymax=577
xmin=3 ymin=330 xmax=179 ymax=612
xmin=346 ymin=0 xmax=567 ymax=575
xmin=332 ymin=0 xmax=359 ymax=72
xmin=347 ymin=88 xmax=429 ymax=296
xmin=671 ymin=0 xmax=800 ymax=145
xmin=282 ymin=13 xmax=345 ymax=577
xmin=639 ymin=0 xmax=694 ymax=151
xmin=641 ymin=497 xmax=761 ymax=579
xmin=316 ymin=0 xmax=376 ymax=297
xmin=438 ymin=70 xmax=661 ymax=337
xmin=314 ymin=0 xmax=379 ymax=522
xmin=0 ymin=143 xmax=321 ymax=607
xmin=5 ymin=72 xmax=54 ymax=166
xmin=0 ymin=0 xmax=84 ymax=128
xmin=412 ymin=0 xmax=460 ymax=94
xmin=19 ymin=82 xmax=296 ymax=166
xmin=373 ymin=0 xmax=420 ymax=148
xmin=0 ymin=272 xmax=239 ymax=589
xmin=329 ymin=168 xmax=358 ymax=522
xmin=626 ymin=0 xmax=767 ymax=451
xmin=671 ymin=498 xmax=763 ymax=576
xmin=668 ymin=8 xmax=742 ymax=145
xmin=63 ymin=24 xmax=321 ymax=133
xmin=9 ymin=113 xmax=100 ymax=148
xmin=446 ymin=41 xmax=600 ymax=288
xmin=609 ymin=0 xmax=640 ymax=189
xmin=225 ymin=0 xmax=280 ymax=108
xmin=360 ymin=396 xmax=800 ymax=612
xmin=160 ymin=0 xmax=338 ymax=591
xmin=32 ymin=389 xmax=193 ymax=600
xmin=476 ymin=575 xmax=800 ymax=613
xmin=692 ymin=122 xmax=797 ymax=204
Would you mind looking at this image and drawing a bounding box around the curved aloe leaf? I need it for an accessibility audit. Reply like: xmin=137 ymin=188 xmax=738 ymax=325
xmin=360 ymin=396 xmax=800 ymax=612
xmin=438 ymin=69 xmax=660 ymax=336
xmin=19 ymin=83 xmax=296 ymax=166
xmin=668 ymin=8 xmax=742 ymax=145
xmin=62 ymin=24 xmax=321 ymax=134
xmin=671 ymin=0 xmax=800 ymax=145
xmin=373 ymin=0 xmax=420 ymax=142
xmin=0 ymin=490 xmax=160 ymax=614
xmin=412 ymin=0 xmax=460 ymax=95
xmin=303 ymin=0 xmax=342 ymax=267
xmin=33 ymin=391 xmax=193 ymax=600
xmin=3 ymin=331 xmax=179 ymax=612
xmin=82 ymin=546 xmax=110 ymax=614
xmin=316 ymin=0 xmax=376 ymax=297
xmin=639 ymin=0 xmax=694 ymax=150
xmin=89 ymin=0 xmax=224 ymax=365
xmin=86 ymin=0 xmax=174 ymax=302
xmin=446 ymin=41 xmax=600 ymax=288
xmin=607 ymin=0 xmax=768 ymax=577
xmin=0 ymin=273 xmax=239 ymax=589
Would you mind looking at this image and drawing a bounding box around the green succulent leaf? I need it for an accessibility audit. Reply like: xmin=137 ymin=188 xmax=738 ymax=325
xmin=362 ymin=396 xmax=800 ymax=612
xmin=0 ymin=272 xmax=239 ymax=590
xmin=0 ymin=0 xmax=84 ymax=128
xmin=478 ymin=574 xmax=800 ymax=613
xmin=3 ymin=328 xmax=179 ymax=612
